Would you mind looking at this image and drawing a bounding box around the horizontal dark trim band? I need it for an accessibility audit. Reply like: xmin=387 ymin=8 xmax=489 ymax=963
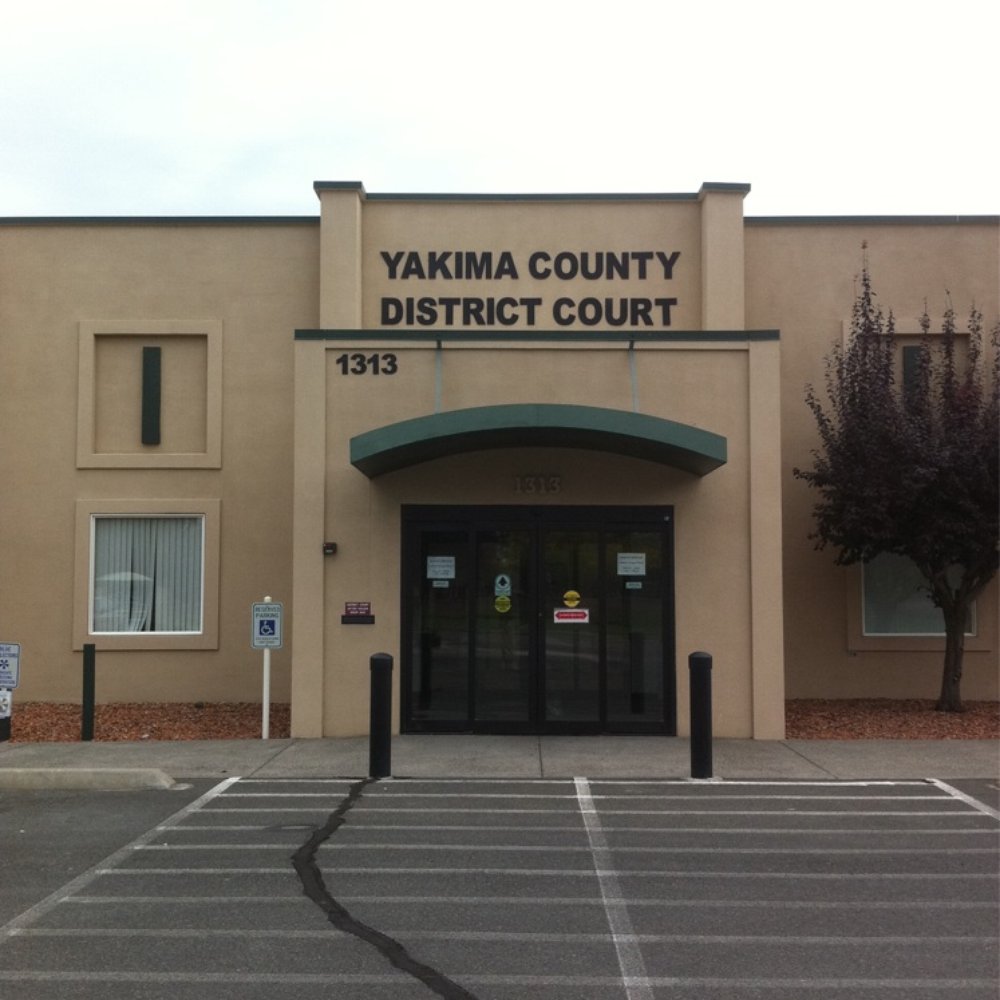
xmin=746 ymin=215 xmax=999 ymax=226
xmin=295 ymin=329 xmax=780 ymax=342
xmin=313 ymin=181 xmax=751 ymax=202
xmin=313 ymin=181 xmax=366 ymax=192
xmin=699 ymin=182 xmax=752 ymax=194
xmin=0 ymin=216 xmax=319 ymax=227
xmin=365 ymin=192 xmax=701 ymax=203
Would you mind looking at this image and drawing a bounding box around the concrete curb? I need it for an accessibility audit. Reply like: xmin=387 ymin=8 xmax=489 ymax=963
xmin=0 ymin=768 xmax=176 ymax=790
xmin=0 ymin=736 xmax=996 ymax=781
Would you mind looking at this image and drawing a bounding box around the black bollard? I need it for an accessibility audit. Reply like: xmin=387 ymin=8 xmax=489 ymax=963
xmin=82 ymin=643 xmax=96 ymax=742
xmin=369 ymin=652 xmax=393 ymax=778
xmin=689 ymin=651 xmax=713 ymax=779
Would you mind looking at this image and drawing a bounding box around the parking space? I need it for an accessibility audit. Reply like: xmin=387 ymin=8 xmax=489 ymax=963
xmin=1 ymin=776 xmax=997 ymax=999
xmin=0 ymin=781 xmax=217 ymax=925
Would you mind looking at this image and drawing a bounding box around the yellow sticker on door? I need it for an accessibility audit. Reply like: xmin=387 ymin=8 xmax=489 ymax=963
xmin=562 ymin=590 xmax=581 ymax=607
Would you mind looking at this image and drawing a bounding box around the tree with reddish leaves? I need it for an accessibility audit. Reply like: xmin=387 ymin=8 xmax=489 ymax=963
xmin=795 ymin=259 xmax=999 ymax=711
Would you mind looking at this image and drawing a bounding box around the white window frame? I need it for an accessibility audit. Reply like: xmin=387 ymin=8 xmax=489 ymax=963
xmin=89 ymin=514 xmax=206 ymax=636
xmin=74 ymin=499 xmax=220 ymax=650
xmin=861 ymin=554 xmax=976 ymax=638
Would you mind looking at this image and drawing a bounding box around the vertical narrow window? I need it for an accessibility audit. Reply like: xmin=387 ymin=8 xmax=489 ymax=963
xmin=141 ymin=346 xmax=162 ymax=445
xmin=92 ymin=516 xmax=203 ymax=633
xmin=901 ymin=345 xmax=922 ymax=405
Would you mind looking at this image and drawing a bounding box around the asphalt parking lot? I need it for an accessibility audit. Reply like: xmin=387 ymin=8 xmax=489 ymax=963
xmin=1 ymin=775 xmax=997 ymax=999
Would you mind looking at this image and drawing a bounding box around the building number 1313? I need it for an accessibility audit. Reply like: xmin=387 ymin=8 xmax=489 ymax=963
xmin=335 ymin=353 xmax=398 ymax=375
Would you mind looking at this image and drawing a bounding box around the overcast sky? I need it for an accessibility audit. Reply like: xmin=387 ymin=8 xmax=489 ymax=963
xmin=2 ymin=0 xmax=996 ymax=218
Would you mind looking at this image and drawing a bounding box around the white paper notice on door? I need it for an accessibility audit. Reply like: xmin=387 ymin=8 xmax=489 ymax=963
xmin=617 ymin=552 xmax=646 ymax=576
xmin=426 ymin=556 xmax=456 ymax=580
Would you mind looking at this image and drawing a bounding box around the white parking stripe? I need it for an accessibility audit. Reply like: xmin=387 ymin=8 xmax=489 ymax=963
xmin=100 ymin=866 xmax=994 ymax=879
xmin=0 ymin=776 xmax=240 ymax=940
xmin=330 ymin=824 xmax=996 ymax=834
xmin=132 ymin=842 xmax=996 ymax=854
xmin=3 ymin=971 xmax=996 ymax=989
xmin=63 ymin=894 xmax=997 ymax=910
xmin=348 ymin=807 xmax=980 ymax=816
xmin=14 ymin=927 xmax=994 ymax=944
xmin=929 ymin=778 xmax=1000 ymax=819
xmin=214 ymin=792 xmax=342 ymax=797
xmin=575 ymin=776 xmax=654 ymax=1000
xmin=4 ymin=774 xmax=996 ymax=997
xmin=354 ymin=792 xmax=951 ymax=799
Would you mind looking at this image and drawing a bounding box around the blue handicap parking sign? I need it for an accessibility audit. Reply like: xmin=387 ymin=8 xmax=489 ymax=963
xmin=251 ymin=603 xmax=283 ymax=648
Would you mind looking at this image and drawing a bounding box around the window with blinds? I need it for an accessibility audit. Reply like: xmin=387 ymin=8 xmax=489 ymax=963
xmin=91 ymin=516 xmax=204 ymax=634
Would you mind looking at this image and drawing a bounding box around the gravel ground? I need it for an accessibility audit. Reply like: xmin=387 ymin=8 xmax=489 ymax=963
xmin=6 ymin=703 xmax=292 ymax=742
xmin=3 ymin=699 xmax=997 ymax=742
xmin=785 ymin=698 xmax=998 ymax=740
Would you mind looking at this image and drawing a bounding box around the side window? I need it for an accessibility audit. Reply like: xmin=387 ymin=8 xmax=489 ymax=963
xmin=862 ymin=553 xmax=975 ymax=637
xmin=74 ymin=499 xmax=219 ymax=650
xmin=92 ymin=516 xmax=204 ymax=634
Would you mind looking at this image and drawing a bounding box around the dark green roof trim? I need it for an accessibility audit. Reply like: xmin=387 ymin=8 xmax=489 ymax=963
xmin=746 ymin=215 xmax=999 ymax=226
xmin=313 ymin=186 xmax=700 ymax=203
xmin=368 ymin=192 xmax=701 ymax=203
xmin=313 ymin=181 xmax=366 ymax=193
xmin=296 ymin=329 xmax=779 ymax=343
xmin=699 ymin=182 xmax=752 ymax=195
xmin=313 ymin=180 xmax=757 ymax=203
xmin=350 ymin=403 xmax=727 ymax=478
xmin=0 ymin=216 xmax=319 ymax=227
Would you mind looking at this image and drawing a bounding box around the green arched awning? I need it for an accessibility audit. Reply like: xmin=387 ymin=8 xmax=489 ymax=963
xmin=349 ymin=404 xmax=727 ymax=477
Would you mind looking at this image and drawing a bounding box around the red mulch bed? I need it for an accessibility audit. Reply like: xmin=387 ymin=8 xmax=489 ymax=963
xmin=2 ymin=699 xmax=997 ymax=742
xmin=785 ymin=699 xmax=999 ymax=740
xmin=6 ymin=703 xmax=291 ymax=742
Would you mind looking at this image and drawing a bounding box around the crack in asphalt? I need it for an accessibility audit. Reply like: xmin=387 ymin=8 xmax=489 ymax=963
xmin=779 ymin=740 xmax=838 ymax=777
xmin=291 ymin=777 xmax=480 ymax=1000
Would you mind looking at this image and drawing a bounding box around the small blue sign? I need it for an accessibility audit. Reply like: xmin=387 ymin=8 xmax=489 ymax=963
xmin=0 ymin=643 xmax=21 ymax=688
xmin=252 ymin=603 xmax=283 ymax=649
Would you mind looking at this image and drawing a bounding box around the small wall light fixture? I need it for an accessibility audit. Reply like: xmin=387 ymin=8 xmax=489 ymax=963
xmin=322 ymin=542 xmax=338 ymax=556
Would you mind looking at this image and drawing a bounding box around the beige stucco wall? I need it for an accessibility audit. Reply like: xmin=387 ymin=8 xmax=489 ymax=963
xmin=293 ymin=184 xmax=785 ymax=739
xmin=306 ymin=342 xmax=761 ymax=738
xmin=360 ymin=197 xmax=704 ymax=331
xmin=1 ymin=185 xmax=994 ymax=735
xmin=0 ymin=221 xmax=319 ymax=703
xmin=745 ymin=218 xmax=1000 ymax=701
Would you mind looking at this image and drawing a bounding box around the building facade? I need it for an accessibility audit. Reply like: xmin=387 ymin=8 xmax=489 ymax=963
xmin=1 ymin=182 xmax=996 ymax=739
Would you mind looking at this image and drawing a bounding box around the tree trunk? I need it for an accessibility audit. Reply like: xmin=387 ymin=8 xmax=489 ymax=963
xmin=935 ymin=602 xmax=968 ymax=712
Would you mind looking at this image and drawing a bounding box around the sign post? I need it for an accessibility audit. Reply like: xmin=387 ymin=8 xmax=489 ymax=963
xmin=0 ymin=642 xmax=21 ymax=743
xmin=251 ymin=598 xmax=283 ymax=739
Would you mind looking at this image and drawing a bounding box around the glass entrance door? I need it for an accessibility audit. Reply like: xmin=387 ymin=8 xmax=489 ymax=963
xmin=403 ymin=506 xmax=674 ymax=734
xmin=474 ymin=527 xmax=533 ymax=722
xmin=541 ymin=528 xmax=601 ymax=724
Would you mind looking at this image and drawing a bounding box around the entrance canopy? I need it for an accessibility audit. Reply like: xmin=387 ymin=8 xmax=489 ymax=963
xmin=350 ymin=403 xmax=727 ymax=477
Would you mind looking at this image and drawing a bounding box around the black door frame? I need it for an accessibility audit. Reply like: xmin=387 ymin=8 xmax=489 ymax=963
xmin=401 ymin=504 xmax=676 ymax=735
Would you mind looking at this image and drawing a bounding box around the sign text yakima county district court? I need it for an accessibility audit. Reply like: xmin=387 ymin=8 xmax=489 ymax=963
xmin=378 ymin=249 xmax=682 ymax=328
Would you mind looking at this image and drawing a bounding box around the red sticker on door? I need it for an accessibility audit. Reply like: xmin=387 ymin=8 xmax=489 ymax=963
xmin=553 ymin=608 xmax=590 ymax=623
